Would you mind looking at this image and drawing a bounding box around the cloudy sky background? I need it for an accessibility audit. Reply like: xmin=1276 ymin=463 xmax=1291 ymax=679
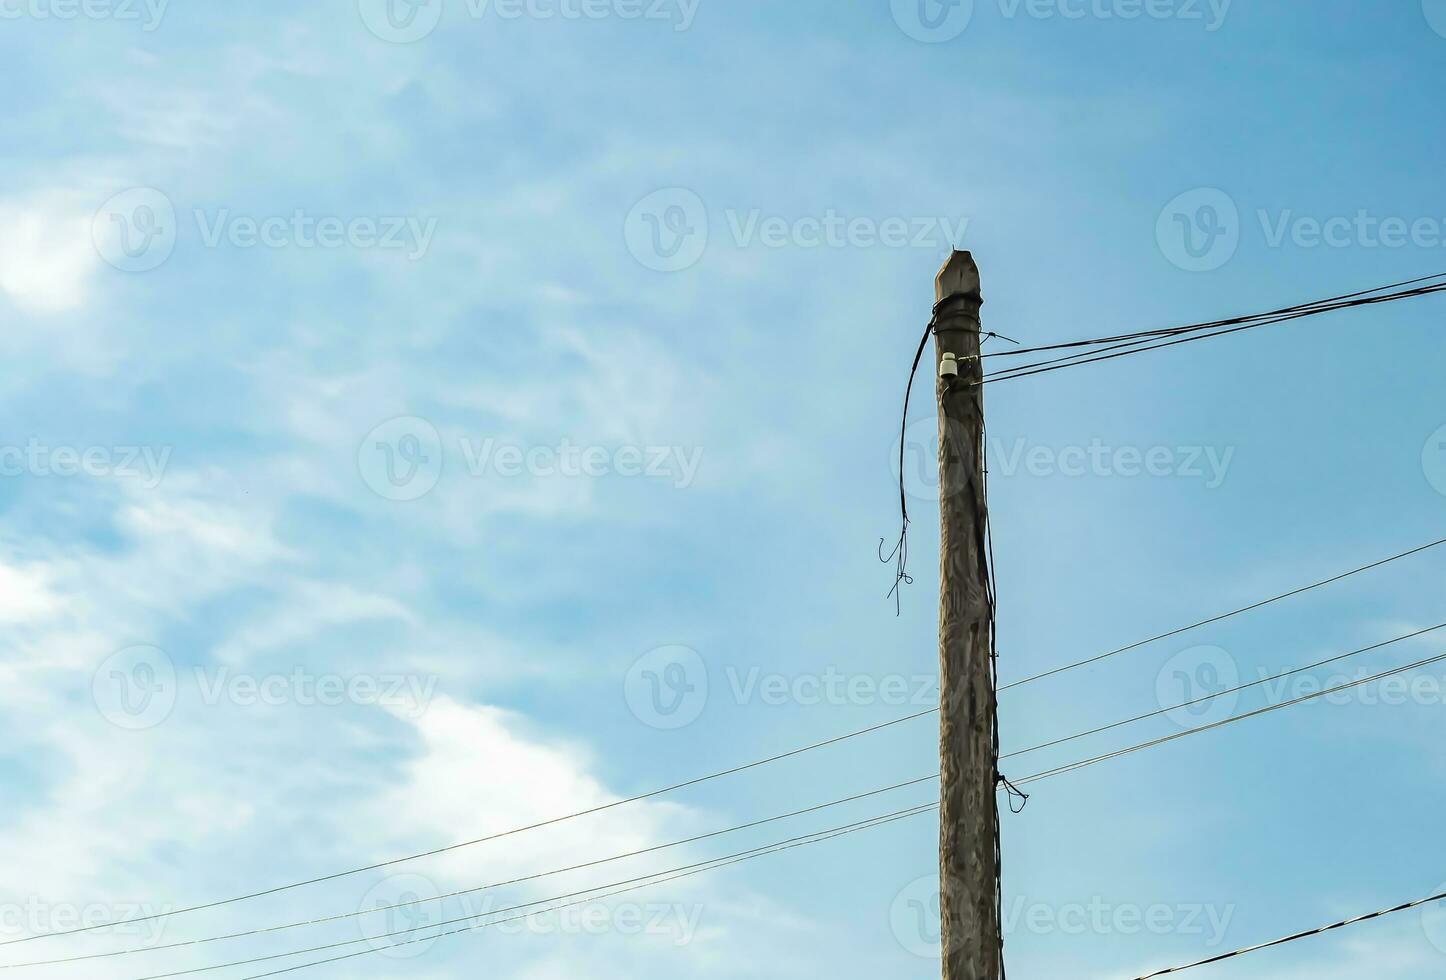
xmin=2 ymin=1 xmax=1446 ymax=977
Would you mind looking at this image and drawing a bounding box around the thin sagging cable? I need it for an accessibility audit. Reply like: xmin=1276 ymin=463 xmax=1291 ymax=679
xmin=1013 ymin=646 xmax=1446 ymax=786
xmin=0 ymin=775 xmax=941 ymax=969
xmin=0 ymin=708 xmax=938 ymax=949
xmin=998 ymin=534 xmax=1446 ymax=691
xmin=132 ymin=803 xmax=939 ymax=980
xmin=24 ymin=535 xmax=1444 ymax=953
xmin=42 ymin=611 xmax=1446 ymax=970
xmin=1132 ymin=885 xmax=1446 ymax=978
xmin=980 ymin=272 xmax=1446 ymax=361
xmin=21 ymin=531 xmax=1441 ymax=953
xmin=242 ymin=633 xmax=1446 ymax=972
xmin=1001 ymin=619 xmax=1446 ymax=761
xmin=199 ymin=631 xmax=1446 ymax=980
xmin=233 ymin=804 xmax=940 ymax=980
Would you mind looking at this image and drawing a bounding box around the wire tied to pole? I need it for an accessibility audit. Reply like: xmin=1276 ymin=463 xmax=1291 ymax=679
xmin=996 ymin=772 xmax=1029 ymax=814
xmin=881 ymin=303 xmax=1010 ymax=614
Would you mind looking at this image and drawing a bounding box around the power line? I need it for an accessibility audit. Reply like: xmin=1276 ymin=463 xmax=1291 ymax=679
xmin=1001 ymin=620 xmax=1446 ymax=760
xmin=133 ymin=803 xmax=939 ymax=980
xmin=36 ymin=610 xmax=1445 ymax=970
xmin=982 ymin=272 xmax=1446 ymax=362
xmin=1013 ymin=646 xmax=1446 ymax=786
xmin=1132 ymin=885 xmax=1446 ymax=978
xmin=182 ymin=624 xmax=1446 ymax=980
xmin=0 ymin=775 xmax=940 ymax=969
xmin=999 ymin=534 xmax=1446 ymax=691
xmin=978 ymin=273 xmax=1446 ymax=386
xmin=20 ymin=537 xmax=1440 ymax=952
xmin=0 ymin=707 xmax=937 ymax=949
xmin=32 ymin=619 xmax=1445 ymax=971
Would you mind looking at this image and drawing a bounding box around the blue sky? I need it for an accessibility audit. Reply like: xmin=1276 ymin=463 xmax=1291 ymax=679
xmin=2 ymin=1 xmax=1445 ymax=977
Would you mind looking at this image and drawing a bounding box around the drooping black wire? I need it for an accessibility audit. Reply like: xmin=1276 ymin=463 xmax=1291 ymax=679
xmin=1012 ymin=646 xmax=1446 ymax=786
xmin=980 ymin=275 xmax=1446 ymax=386
xmin=42 ymin=617 xmax=1446 ymax=970
xmin=980 ymin=271 xmax=1446 ymax=361
xmin=999 ymin=534 xmax=1446 ymax=691
xmin=132 ymin=804 xmax=940 ymax=980
xmin=0 ymin=707 xmax=938 ymax=948
xmin=879 ymin=315 xmax=936 ymax=614
xmin=0 ymin=776 xmax=941 ymax=969
xmin=979 ymin=411 xmax=1025 ymax=980
xmin=215 ymin=641 xmax=1446 ymax=980
xmin=1132 ymin=885 xmax=1446 ymax=978
xmin=881 ymin=307 xmax=1016 ymax=614
xmin=1001 ymin=619 xmax=1446 ymax=760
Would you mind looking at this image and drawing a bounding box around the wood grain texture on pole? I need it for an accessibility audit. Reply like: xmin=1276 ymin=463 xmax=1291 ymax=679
xmin=934 ymin=250 xmax=1000 ymax=979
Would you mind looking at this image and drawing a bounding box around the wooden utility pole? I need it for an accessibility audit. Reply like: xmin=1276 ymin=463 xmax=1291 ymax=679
xmin=934 ymin=250 xmax=1001 ymax=979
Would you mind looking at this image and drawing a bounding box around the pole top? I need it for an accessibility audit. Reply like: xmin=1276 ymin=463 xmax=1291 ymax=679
xmin=935 ymin=250 xmax=981 ymax=304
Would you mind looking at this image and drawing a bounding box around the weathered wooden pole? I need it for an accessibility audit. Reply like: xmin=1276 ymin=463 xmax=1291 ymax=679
xmin=934 ymin=250 xmax=1000 ymax=979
